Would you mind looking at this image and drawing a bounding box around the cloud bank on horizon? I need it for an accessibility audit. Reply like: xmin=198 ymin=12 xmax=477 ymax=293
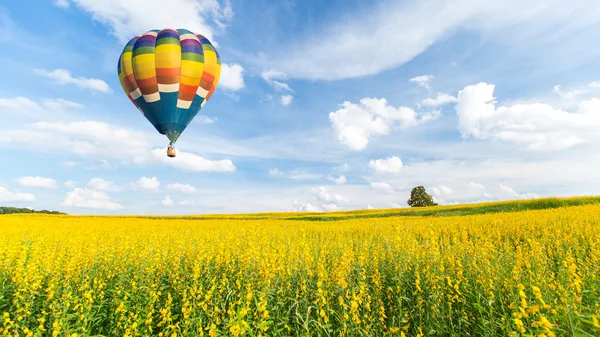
xmin=1 ymin=0 xmax=600 ymax=214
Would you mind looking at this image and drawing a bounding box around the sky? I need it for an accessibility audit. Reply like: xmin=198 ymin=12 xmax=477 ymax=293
xmin=1 ymin=0 xmax=600 ymax=215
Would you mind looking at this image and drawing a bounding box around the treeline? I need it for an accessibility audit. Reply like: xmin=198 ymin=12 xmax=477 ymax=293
xmin=0 ymin=207 xmax=65 ymax=215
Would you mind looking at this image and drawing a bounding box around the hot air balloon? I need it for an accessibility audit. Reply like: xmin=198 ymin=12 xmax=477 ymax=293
xmin=117 ymin=28 xmax=221 ymax=158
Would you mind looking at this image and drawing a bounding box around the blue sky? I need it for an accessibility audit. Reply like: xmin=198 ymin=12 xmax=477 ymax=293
xmin=1 ymin=0 xmax=600 ymax=214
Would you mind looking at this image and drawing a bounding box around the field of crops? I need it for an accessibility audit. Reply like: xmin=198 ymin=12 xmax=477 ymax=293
xmin=1 ymin=198 xmax=599 ymax=336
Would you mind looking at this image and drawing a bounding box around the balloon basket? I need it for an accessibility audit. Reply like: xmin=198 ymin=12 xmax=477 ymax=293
xmin=167 ymin=145 xmax=176 ymax=158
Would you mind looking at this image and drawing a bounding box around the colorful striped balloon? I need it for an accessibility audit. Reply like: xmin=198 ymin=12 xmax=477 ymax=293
xmin=117 ymin=28 xmax=221 ymax=146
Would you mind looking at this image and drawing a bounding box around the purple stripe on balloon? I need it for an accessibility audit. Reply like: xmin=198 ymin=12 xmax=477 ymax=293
xmin=138 ymin=35 xmax=156 ymax=42
xmin=180 ymin=39 xmax=200 ymax=46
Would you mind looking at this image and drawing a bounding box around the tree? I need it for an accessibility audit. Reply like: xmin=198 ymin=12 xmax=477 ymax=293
xmin=407 ymin=186 xmax=438 ymax=207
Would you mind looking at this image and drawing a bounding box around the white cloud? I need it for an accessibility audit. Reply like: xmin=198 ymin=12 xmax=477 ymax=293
xmin=313 ymin=186 xmax=349 ymax=205
xmin=287 ymin=169 xmax=324 ymax=181
xmin=0 ymin=186 xmax=35 ymax=202
xmin=0 ymin=97 xmax=41 ymax=110
xmin=33 ymin=68 xmax=110 ymax=93
xmin=266 ymin=0 xmax=600 ymax=81
xmin=136 ymin=177 xmax=160 ymax=191
xmin=281 ymin=95 xmax=293 ymax=106
xmin=440 ymin=185 xmax=453 ymax=195
xmin=54 ymin=0 xmax=69 ymax=8
xmin=329 ymin=98 xmax=432 ymax=151
xmin=422 ymin=93 xmax=458 ymax=107
xmin=269 ymin=168 xmax=283 ymax=176
xmin=498 ymin=183 xmax=519 ymax=197
xmin=87 ymin=159 xmax=111 ymax=170
xmin=0 ymin=121 xmax=149 ymax=159
xmin=456 ymin=82 xmax=600 ymax=151
xmin=0 ymin=120 xmax=236 ymax=172
xmin=366 ymin=204 xmax=374 ymax=209
xmin=465 ymin=181 xmax=485 ymax=190
xmin=87 ymin=178 xmax=118 ymax=192
xmin=143 ymin=148 xmax=236 ymax=172
xmin=17 ymin=176 xmax=57 ymax=189
xmin=64 ymin=180 xmax=77 ymax=189
xmin=62 ymin=0 xmax=231 ymax=44
xmin=61 ymin=188 xmax=122 ymax=210
xmin=195 ymin=115 xmax=218 ymax=124
xmin=261 ymin=70 xmax=294 ymax=92
xmin=368 ymin=156 xmax=403 ymax=173
xmin=292 ymin=201 xmax=321 ymax=212
xmin=0 ymin=97 xmax=82 ymax=112
xmin=410 ymin=75 xmax=434 ymax=89
xmin=61 ymin=161 xmax=79 ymax=168
xmin=166 ymin=183 xmax=196 ymax=194
xmin=162 ymin=195 xmax=195 ymax=207
xmin=334 ymin=163 xmax=350 ymax=172
xmin=328 ymin=175 xmax=347 ymax=185
xmin=43 ymin=99 xmax=83 ymax=111
xmin=371 ymin=182 xmax=393 ymax=191
xmin=322 ymin=204 xmax=341 ymax=212
xmin=219 ymin=63 xmax=245 ymax=91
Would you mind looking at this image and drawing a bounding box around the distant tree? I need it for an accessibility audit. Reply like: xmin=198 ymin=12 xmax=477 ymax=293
xmin=407 ymin=186 xmax=438 ymax=207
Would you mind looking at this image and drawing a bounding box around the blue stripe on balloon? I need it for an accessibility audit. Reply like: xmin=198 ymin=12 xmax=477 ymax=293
xmin=181 ymin=45 xmax=203 ymax=54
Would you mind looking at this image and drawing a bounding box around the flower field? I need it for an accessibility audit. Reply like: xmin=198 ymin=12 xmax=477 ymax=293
xmin=1 ymin=199 xmax=599 ymax=336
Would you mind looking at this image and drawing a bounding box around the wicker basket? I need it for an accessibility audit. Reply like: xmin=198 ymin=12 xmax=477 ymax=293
xmin=167 ymin=146 xmax=176 ymax=158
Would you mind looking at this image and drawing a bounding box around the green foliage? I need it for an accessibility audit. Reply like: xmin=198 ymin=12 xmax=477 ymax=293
xmin=407 ymin=185 xmax=438 ymax=207
xmin=0 ymin=206 xmax=65 ymax=215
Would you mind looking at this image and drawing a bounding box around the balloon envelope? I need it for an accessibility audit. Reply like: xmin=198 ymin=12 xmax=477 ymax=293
xmin=117 ymin=28 xmax=221 ymax=143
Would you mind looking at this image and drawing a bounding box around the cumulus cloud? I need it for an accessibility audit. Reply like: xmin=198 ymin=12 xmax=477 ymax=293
xmin=422 ymin=93 xmax=458 ymax=107
xmin=368 ymin=156 xmax=403 ymax=173
xmin=166 ymin=183 xmax=196 ymax=194
xmin=33 ymin=68 xmax=110 ymax=93
xmin=162 ymin=195 xmax=195 ymax=207
xmin=456 ymin=82 xmax=600 ymax=151
xmin=329 ymin=97 xmax=437 ymax=151
xmin=410 ymin=75 xmax=434 ymax=89
xmin=17 ymin=176 xmax=57 ymax=189
xmin=291 ymin=201 xmax=321 ymax=212
xmin=328 ymin=175 xmax=347 ymax=185
xmin=0 ymin=186 xmax=35 ymax=202
xmin=219 ymin=63 xmax=245 ymax=91
xmin=431 ymin=185 xmax=453 ymax=197
xmin=61 ymin=188 xmax=122 ymax=210
xmin=371 ymin=182 xmax=393 ymax=191
xmin=87 ymin=178 xmax=118 ymax=192
xmin=281 ymin=95 xmax=293 ymax=106
xmin=143 ymin=148 xmax=236 ymax=172
xmin=57 ymin=0 xmax=232 ymax=44
xmin=136 ymin=177 xmax=160 ymax=191
xmin=0 ymin=120 xmax=237 ymax=172
xmin=313 ymin=186 xmax=349 ymax=205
